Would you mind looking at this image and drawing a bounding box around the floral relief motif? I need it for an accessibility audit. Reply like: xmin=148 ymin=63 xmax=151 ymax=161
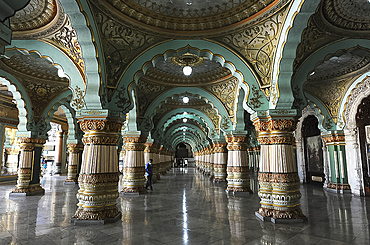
xmin=203 ymin=78 xmax=238 ymax=118
xmin=216 ymin=6 xmax=289 ymax=97
xmin=92 ymin=4 xmax=163 ymax=90
xmin=43 ymin=17 xmax=86 ymax=83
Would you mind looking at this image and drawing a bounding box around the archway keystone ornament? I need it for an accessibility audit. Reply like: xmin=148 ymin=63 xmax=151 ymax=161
xmin=72 ymin=119 xmax=122 ymax=224
xmin=252 ymin=110 xmax=306 ymax=223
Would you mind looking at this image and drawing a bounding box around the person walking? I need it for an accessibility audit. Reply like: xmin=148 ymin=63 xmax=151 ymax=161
xmin=145 ymin=159 xmax=153 ymax=191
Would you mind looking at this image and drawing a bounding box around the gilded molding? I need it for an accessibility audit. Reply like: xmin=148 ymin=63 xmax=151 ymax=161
xmin=79 ymin=120 xmax=123 ymax=133
xmin=214 ymin=4 xmax=290 ymax=98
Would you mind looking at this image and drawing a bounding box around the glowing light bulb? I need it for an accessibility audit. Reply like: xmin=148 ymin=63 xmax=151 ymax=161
xmin=183 ymin=96 xmax=189 ymax=103
xmin=183 ymin=66 xmax=192 ymax=76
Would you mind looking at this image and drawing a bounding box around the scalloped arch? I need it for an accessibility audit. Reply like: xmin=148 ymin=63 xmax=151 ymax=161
xmin=0 ymin=74 xmax=30 ymax=134
xmin=110 ymin=40 xmax=266 ymax=112
xmin=59 ymin=0 xmax=103 ymax=109
xmin=272 ymin=0 xmax=320 ymax=109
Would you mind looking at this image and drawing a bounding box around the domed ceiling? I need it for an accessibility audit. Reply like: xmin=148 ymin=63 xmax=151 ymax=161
xmin=97 ymin=0 xmax=287 ymax=35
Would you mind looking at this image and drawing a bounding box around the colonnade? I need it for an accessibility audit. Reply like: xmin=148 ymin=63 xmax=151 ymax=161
xmin=6 ymin=111 xmax=345 ymax=223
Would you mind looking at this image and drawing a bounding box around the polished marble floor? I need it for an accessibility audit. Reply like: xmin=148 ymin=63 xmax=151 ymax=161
xmin=0 ymin=167 xmax=370 ymax=245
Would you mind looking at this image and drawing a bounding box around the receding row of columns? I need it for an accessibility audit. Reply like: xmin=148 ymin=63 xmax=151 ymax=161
xmin=194 ymin=138 xmax=260 ymax=194
xmin=8 ymin=114 xmax=306 ymax=223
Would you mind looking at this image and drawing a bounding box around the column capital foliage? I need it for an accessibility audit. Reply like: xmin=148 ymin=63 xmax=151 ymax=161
xmin=253 ymin=117 xmax=296 ymax=145
xmin=79 ymin=119 xmax=123 ymax=133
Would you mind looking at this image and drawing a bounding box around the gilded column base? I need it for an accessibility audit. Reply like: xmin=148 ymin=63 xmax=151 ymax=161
xmin=227 ymin=167 xmax=252 ymax=193
xmin=73 ymin=173 xmax=120 ymax=221
xmin=65 ymin=165 xmax=78 ymax=184
xmin=10 ymin=168 xmax=45 ymax=196
xmin=10 ymin=183 xmax=45 ymax=196
xmin=121 ymin=167 xmax=146 ymax=194
xmin=73 ymin=206 xmax=120 ymax=220
xmin=214 ymin=164 xmax=227 ymax=182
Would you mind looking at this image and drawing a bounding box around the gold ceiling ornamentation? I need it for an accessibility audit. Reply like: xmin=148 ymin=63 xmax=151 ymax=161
xmin=249 ymin=85 xmax=263 ymax=109
xmin=0 ymin=52 xmax=68 ymax=83
xmin=293 ymin=14 xmax=339 ymax=73
xmin=213 ymin=4 xmax=290 ymax=98
xmin=151 ymin=94 xmax=220 ymax=130
xmin=221 ymin=116 xmax=230 ymax=131
xmin=304 ymin=79 xmax=352 ymax=124
xmin=141 ymin=67 xmax=232 ymax=86
xmin=0 ymin=52 xmax=70 ymax=118
xmin=202 ymin=77 xmax=238 ymax=120
xmin=103 ymin=0 xmax=285 ymax=34
xmin=42 ymin=16 xmax=86 ymax=84
xmin=197 ymin=107 xmax=220 ymax=130
xmin=136 ymin=79 xmax=171 ymax=124
xmin=321 ymin=0 xmax=370 ymax=34
xmin=171 ymin=53 xmax=204 ymax=67
xmin=71 ymin=86 xmax=85 ymax=110
xmin=10 ymin=0 xmax=57 ymax=32
xmin=10 ymin=0 xmax=67 ymax=40
xmin=90 ymin=2 xmax=165 ymax=91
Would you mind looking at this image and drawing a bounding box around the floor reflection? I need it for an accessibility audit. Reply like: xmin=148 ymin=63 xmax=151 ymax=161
xmin=0 ymin=168 xmax=369 ymax=244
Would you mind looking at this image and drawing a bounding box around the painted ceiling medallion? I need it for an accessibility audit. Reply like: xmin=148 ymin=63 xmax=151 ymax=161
xmin=104 ymin=0 xmax=278 ymax=32
xmin=171 ymin=53 xmax=204 ymax=67
xmin=321 ymin=0 xmax=370 ymax=31
xmin=10 ymin=0 xmax=59 ymax=32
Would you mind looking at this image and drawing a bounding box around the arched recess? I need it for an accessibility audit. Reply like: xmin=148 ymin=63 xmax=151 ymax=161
xmin=292 ymin=41 xmax=370 ymax=128
xmin=145 ymin=88 xmax=228 ymax=132
xmin=59 ymin=0 xmax=104 ymax=109
xmin=164 ymin=124 xmax=205 ymax=145
xmin=158 ymin=109 xmax=213 ymax=138
xmin=273 ymin=0 xmax=321 ymax=109
xmin=0 ymin=74 xmax=30 ymax=134
xmin=295 ymin=105 xmax=326 ymax=185
xmin=342 ymin=75 xmax=370 ymax=196
xmin=109 ymin=40 xmax=268 ymax=113
xmin=42 ymin=90 xmax=81 ymax=144
xmin=8 ymin=41 xmax=86 ymax=110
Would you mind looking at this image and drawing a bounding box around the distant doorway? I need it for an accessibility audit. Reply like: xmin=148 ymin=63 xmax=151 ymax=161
xmin=302 ymin=115 xmax=324 ymax=186
xmin=356 ymin=95 xmax=370 ymax=196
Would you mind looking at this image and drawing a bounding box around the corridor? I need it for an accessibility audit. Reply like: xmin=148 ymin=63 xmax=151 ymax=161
xmin=0 ymin=168 xmax=369 ymax=244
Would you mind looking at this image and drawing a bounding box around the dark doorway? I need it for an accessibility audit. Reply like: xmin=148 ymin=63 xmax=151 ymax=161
xmin=302 ymin=115 xmax=324 ymax=186
xmin=356 ymin=96 xmax=370 ymax=196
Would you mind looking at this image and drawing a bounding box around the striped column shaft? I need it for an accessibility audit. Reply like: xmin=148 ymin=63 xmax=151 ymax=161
xmin=73 ymin=119 xmax=122 ymax=221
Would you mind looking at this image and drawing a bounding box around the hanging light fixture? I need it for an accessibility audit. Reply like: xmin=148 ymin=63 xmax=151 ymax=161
xmin=183 ymin=65 xmax=192 ymax=76
xmin=183 ymin=96 xmax=189 ymax=103
xmin=183 ymin=118 xmax=188 ymax=123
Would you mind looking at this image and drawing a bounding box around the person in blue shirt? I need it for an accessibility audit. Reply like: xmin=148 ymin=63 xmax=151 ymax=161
xmin=145 ymin=159 xmax=153 ymax=191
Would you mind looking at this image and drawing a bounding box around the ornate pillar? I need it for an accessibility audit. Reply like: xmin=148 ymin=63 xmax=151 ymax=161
xmin=64 ymin=143 xmax=83 ymax=184
xmin=225 ymin=134 xmax=251 ymax=194
xmin=204 ymin=147 xmax=210 ymax=175
xmin=213 ymin=143 xmax=227 ymax=182
xmin=121 ymin=133 xmax=146 ymax=194
xmin=10 ymin=137 xmax=46 ymax=196
xmin=153 ymin=144 xmax=160 ymax=180
xmin=73 ymin=119 xmax=122 ymax=223
xmin=322 ymin=132 xmax=351 ymax=193
xmin=209 ymin=146 xmax=215 ymax=179
xmin=159 ymin=147 xmax=166 ymax=175
xmin=54 ymin=131 xmax=67 ymax=175
xmin=144 ymin=142 xmax=158 ymax=181
xmin=252 ymin=111 xmax=305 ymax=222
